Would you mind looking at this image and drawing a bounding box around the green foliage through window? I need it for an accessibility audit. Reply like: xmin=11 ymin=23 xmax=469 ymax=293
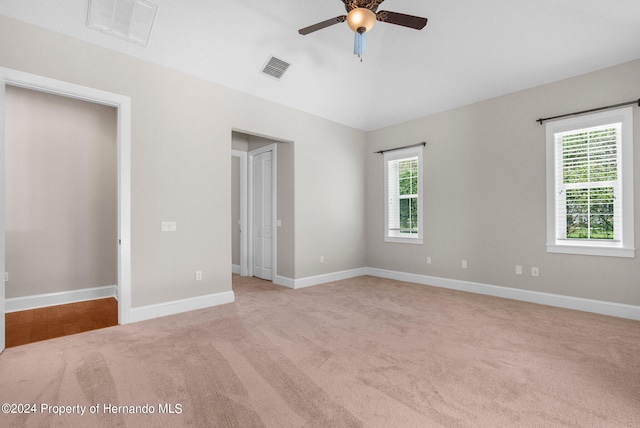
xmin=398 ymin=159 xmax=418 ymax=233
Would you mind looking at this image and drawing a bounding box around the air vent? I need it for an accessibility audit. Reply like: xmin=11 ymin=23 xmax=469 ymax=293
xmin=261 ymin=56 xmax=291 ymax=80
xmin=87 ymin=0 xmax=158 ymax=46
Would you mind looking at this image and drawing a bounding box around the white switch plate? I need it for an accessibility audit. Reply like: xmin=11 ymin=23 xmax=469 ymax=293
xmin=426 ymin=257 xmax=432 ymax=264
xmin=461 ymin=260 xmax=468 ymax=269
xmin=320 ymin=256 xmax=325 ymax=263
xmin=276 ymin=219 xmax=282 ymax=227
xmin=531 ymin=267 xmax=539 ymax=277
xmin=515 ymin=265 xmax=523 ymax=275
xmin=195 ymin=271 xmax=203 ymax=281
xmin=161 ymin=221 xmax=177 ymax=232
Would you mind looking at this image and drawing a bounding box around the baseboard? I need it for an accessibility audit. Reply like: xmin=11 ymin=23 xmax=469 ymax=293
xmin=232 ymin=264 xmax=241 ymax=275
xmin=5 ymin=285 xmax=117 ymax=313
xmin=129 ymin=291 xmax=235 ymax=323
xmin=275 ymin=267 xmax=367 ymax=290
xmin=365 ymin=267 xmax=640 ymax=321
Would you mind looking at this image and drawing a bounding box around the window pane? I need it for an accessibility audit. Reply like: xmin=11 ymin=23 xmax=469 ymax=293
xmin=399 ymin=158 xmax=418 ymax=196
xmin=400 ymin=197 xmax=418 ymax=234
xmin=566 ymin=189 xmax=589 ymax=239
xmin=565 ymin=187 xmax=614 ymax=240
xmin=562 ymin=127 xmax=617 ymax=184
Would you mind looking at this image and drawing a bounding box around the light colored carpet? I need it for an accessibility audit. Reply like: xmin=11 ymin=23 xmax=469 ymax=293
xmin=1 ymin=275 xmax=639 ymax=427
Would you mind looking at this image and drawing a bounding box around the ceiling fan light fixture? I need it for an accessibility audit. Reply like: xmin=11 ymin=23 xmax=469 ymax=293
xmin=346 ymin=8 xmax=376 ymax=33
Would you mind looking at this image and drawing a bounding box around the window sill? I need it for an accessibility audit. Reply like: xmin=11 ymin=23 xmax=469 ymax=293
xmin=385 ymin=236 xmax=423 ymax=245
xmin=547 ymin=242 xmax=635 ymax=258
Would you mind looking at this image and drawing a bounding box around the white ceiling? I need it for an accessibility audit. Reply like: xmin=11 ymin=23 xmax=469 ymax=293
xmin=3 ymin=0 xmax=640 ymax=131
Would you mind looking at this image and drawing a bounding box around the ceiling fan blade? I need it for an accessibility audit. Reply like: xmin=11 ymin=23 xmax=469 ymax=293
xmin=376 ymin=11 xmax=428 ymax=30
xmin=298 ymin=16 xmax=347 ymax=35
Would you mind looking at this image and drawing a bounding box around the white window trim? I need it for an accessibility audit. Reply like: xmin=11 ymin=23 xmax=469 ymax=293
xmin=545 ymin=106 xmax=635 ymax=258
xmin=384 ymin=146 xmax=424 ymax=244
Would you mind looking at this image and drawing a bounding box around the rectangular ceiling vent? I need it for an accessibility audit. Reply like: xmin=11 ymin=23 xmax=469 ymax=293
xmin=87 ymin=0 xmax=158 ymax=46
xmin=261 ymin=56 xmax=291 ymax=80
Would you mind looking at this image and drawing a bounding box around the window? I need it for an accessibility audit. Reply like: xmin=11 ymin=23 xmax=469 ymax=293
xmin=546 ymin=107 xmax=634 ymax=257
xmin=384 ymin=146 xmax=423 ymax=244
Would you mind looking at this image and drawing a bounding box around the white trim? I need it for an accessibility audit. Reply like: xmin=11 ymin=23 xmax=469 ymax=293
xmin=365 ymin=267 xmax=640 ymax=321
xmin=232 ymin=264 xmax=241 ymax=274
xmin=545 ymin=107 xmax=635 ymax=258
xmin=0 ymin=68 xmax=133 ymax=353
xmin=274 ymin=268 xmax=367 ymax=290
xmin=129 ymin=291 xmax=235 ymax=323
xmin=384 ymin=146 xmax=424 ymax=244
xmin=231 ymin=150 xmax=248 ymax=276
xmin=5 ymin=285 xmax=117 ymax=313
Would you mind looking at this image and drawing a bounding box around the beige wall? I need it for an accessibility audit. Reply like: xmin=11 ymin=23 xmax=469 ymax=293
xmin=5 ymin=86 xmax=117 ymax=298
xmin=0 ymin=16 xmax=366 ymax=307
xmin=365 ymin=59 xmax=640 ymax=306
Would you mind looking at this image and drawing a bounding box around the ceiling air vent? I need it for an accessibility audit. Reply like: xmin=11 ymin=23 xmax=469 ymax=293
xmin=87 ymin=0 xmax=158 ymax=46
xmin=261 ymin=56 xmax=291 ymax=80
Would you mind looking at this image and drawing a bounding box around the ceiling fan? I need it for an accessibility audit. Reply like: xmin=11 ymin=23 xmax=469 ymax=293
xmin=298 ymin=0 xmax=428 ymax=59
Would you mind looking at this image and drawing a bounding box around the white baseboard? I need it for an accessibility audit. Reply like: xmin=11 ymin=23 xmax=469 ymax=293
xmin=365 ymin=267 xmax=640 ymax=321
xmin=232 ymin=264 xmax=241 ymax=275
xmin=130 ymin=290 xmax=235 ymax=323
xmin=5 ymin=285 xmax=117 ymax=313
xmin=275 ymin=267 xmax=367 ymax=290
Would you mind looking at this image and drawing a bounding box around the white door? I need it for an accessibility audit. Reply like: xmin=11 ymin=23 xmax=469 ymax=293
xmin=252 ymin=150 xmax=273 ymax=280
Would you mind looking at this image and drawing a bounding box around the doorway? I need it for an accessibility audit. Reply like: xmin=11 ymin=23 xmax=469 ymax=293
xmin=0 ymin=67 xmax=132 ymax=352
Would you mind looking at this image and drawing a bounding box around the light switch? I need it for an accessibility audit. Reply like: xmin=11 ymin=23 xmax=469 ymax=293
xmin=161 ymin=221 xmax=177 ymax=232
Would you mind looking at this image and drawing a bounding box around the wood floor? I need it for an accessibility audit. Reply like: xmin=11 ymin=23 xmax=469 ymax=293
xmin=5 ymin=298 xmax=118 ymax=348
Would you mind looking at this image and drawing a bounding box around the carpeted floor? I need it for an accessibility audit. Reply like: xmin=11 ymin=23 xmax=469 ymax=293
xmin=1 ymin=275 xmax=639 ymax=427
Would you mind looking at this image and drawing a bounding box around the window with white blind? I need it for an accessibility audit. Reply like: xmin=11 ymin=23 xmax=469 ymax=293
xmin=384 ymin=146 xmax=423 ymax=244
xmin=546 ymin=107 xmax=634 ymax=257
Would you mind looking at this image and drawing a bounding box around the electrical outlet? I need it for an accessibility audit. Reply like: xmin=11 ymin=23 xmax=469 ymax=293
xmin=320 ymin=256 xmax=325 ymax=264
xmin=195 ymin=271 xmax=203 ymax=281
xmin=427 ymin=256 xmax=432 ymax=265
xmin=461 ymin=260 xmax=468 ymax=269
xmin=531 ymin=267 xmax=539 ymax=277
xmin=515 ymin=265 xmax=523 ymax=275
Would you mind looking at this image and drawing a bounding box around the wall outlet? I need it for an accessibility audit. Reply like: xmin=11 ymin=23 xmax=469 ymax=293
xmin=320 ymin=256 xmax=325 ymax=264
xmin=515 ymin=265 xmax=523 ymax=275
xmin=195 ymin=271 xmax=203 ymax=281
xmin=461 ymin=260 xmax=468 ymax=269
xmin=531 ymin=267 xmax=539 ymax=277
xmin=427 ymin=256 xmax=432 ymax=265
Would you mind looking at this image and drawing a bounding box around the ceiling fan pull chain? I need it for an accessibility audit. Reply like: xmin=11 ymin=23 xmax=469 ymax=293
xmin=354 ymin=27 xmax=367 ymax=61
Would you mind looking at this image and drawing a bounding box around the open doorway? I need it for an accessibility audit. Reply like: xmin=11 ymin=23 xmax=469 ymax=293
xmin=0 ymin=68 xmax=132 ymax=352
xmin=4 ymin=86 xmax=117 ymax=347
xmin=231 ymin=130 xmax=294 ymax=286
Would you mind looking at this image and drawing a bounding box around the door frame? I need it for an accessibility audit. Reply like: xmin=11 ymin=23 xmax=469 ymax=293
xmin=0 ymin=67 xmax=132 ymax=352
xmin=247 ymin=144 xmax=277 ymax=280
xmin=231 ymin=150 xmax=248 ymax=276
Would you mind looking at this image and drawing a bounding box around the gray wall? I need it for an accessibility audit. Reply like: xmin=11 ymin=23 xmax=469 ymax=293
xmin=5 ymin=86 xmax=117 ymax=298
xmin=0 ymin=16 xmax=366 ymax=307
xmin=365 ymin=59 xmax=640 ymax=306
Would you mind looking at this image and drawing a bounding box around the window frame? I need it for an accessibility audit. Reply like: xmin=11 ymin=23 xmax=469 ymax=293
xmin=545 ymin=106 xmax=635 ymax=258
xmin=384 ymin=146 xmax=424 ymax=244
